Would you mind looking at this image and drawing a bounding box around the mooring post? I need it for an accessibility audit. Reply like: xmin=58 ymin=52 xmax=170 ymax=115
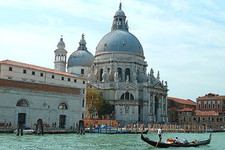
xmin=90 ymin=123 xmax=93 ymax=133
xmin=109 ymin=120 xmax=111 ymax=134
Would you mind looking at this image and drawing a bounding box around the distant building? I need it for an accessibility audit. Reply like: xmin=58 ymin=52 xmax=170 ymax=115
xmin=167 ymin=97 xmax=196 ymax=124
xmin=196 ymin=93 xmax=225 ymax=112
xmin=0 ymin=60 xmax=86 ymax=129
xmin=177 ymin=93 xmax=225 ymax=130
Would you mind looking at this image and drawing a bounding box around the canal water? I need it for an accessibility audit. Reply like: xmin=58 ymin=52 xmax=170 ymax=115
xmin=0 ymin=132 xmax=224 ymax=150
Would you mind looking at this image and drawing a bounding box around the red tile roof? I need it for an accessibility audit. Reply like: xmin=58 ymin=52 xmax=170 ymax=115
xmin=0 ymin=60 xmax=84 ymax=79
xmin=167 ymin=97 xmax=196 ymax=106
xmin=0 ymin=78 xmax=80 ymax=94
xmin=198 ymin=93 xmax=225 ymax=99
xmin=195 ymin=110 xmax=219 ymax=116
xmin=177 ymin=108 xmax=193 ymax=112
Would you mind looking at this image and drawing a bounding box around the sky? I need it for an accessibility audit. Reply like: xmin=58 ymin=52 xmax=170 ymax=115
xmin=1 ymin=0 xmax=225 ymax=101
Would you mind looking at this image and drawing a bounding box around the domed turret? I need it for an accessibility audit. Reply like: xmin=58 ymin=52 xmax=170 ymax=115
xmin=57 ymin=37 xmax=65 ymax=48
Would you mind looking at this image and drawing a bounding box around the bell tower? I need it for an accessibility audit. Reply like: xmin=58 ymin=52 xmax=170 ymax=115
xmin=54 ymin=35 xmax=67 ymax=72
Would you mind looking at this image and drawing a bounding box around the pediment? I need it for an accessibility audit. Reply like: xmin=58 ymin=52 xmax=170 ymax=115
xmin=118 ymin=83 xmax=137 ymax=90
xmin=153 ymin=81 xmax=165 ymax=90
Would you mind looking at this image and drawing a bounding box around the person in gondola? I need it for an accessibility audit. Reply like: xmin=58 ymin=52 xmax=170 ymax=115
xmin=157 ymin=127 xmax=162 ymax=142
xmin=155 ymin=127 xmax=162 ymax=147
xmin=183 ymin=138 xmax=189 ymax=144
xmin=174 ymin=137 xmax=180 ymax=144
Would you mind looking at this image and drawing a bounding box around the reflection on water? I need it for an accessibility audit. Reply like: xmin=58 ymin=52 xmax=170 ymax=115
xmin=0 ymin=132 xmax=224 ymax=150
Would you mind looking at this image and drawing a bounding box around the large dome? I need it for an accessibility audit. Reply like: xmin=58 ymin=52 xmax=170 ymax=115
xmin=68 ymin=50 xmax=94 ymax=67
xmin=95 ymin=30 xmax=144 ymax=57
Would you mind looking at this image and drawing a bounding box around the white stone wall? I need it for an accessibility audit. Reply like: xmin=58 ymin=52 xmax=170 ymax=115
xmin=0 ymin=86 xmax=83 ymax=129
xmin=67 ymin=66 xmax=90 ymax=78
xmin=0 ymin=64 xmax=86 ymax=89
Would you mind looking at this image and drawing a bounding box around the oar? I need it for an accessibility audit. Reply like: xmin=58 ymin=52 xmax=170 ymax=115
xmin=155 ymin=136 xmax=162 ymax=148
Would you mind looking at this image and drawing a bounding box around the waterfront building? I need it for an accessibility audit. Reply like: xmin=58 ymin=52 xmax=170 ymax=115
xmin=167 ymin=97 xmax=196 ymax=124
xmin=177 ymin=93 xmax=225 ymax=130
xmin=0 ymin=59 xmax=86 ymax=129
xmin=196 ymin=93 xmax=225 ymax=113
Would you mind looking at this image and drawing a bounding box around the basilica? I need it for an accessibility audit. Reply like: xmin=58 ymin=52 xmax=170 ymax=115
xmin=55 ymin=3 xmax=169 ymax=124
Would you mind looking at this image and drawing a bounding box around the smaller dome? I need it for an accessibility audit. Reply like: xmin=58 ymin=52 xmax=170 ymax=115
xmin=68 ymin=50 xmax=94 ymax=67
xmin=115 ymin=10 xmax=125 ymax=16
xmin=68 ymin=34 xmax=94 ymax=67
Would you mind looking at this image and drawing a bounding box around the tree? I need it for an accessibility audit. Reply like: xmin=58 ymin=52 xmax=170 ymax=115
xmin=86 ymin=88 xmax=113 ymax=119
xmin=97 ymin=99 xmax=113 ymax=119
xmin=86 ymin=88 xmax=102 ymax=119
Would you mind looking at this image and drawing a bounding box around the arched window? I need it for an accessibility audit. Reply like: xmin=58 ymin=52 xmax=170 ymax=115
xmin=130 ymin=94 xmax=134 ymax=100
xmin=125 ymin=68 xmax=130 ymax=81
xmin=16 ymin=99 xmax=28 ymax=107
xmin=125 ymin=92 xmax=129 ymax=99
xmin=117 ymin=68 xmax=122 ymax=81
xmin=100 ymin=69 xmax=103 ymax=81
xmin=58 ymin=103 xmax=68 ymax=109
xmin=120 ymin=92 xmax=134 ymax=100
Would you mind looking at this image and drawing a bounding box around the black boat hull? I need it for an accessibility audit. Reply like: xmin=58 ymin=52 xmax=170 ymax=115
xmin=141 ymin=134 xmax=211 ymax=148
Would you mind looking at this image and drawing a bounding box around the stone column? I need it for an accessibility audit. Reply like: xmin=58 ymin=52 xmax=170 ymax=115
xmin=148 ymin=92 xmax=151 ymax=114
xmin=148 ymin=92 xmax=151 ymax=122
xmin=161 ymin=93 xmax=164 ymax=122
xmin=122 ymin=67 xmax=125 ymax=82
xmin=165 ymin=94 xmax=168 ymax=122
xmin=152 ymin=93 xmax=155 ymax=122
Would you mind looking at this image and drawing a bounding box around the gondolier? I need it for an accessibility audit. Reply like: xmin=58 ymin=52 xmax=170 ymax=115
xmin=158 ymin=127 xmax=162 ymax=141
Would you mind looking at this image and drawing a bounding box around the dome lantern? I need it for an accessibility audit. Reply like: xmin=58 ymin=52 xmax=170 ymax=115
xmin=111 ymin=2 xmax=128 ymax=31
xmin=78 ymin=33 xmax=87 ymax=50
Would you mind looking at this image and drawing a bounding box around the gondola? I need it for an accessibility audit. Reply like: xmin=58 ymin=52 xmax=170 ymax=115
xmin=141 ymin=133 xmax=211 ymax=148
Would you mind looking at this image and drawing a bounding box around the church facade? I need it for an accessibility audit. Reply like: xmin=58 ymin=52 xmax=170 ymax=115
xmin=65 ymin=4 xmax=169 ymax=124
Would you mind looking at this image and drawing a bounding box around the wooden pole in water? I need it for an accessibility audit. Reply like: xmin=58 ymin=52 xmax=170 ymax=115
xmin=110 ymin=120 xmax=111 ymax=134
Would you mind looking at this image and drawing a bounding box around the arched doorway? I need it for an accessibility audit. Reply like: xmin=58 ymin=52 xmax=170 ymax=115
xmin=16 ymin=99 xmax=29 ymax=125
xmin=58 ymin=103 xmax=68 ymax=128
